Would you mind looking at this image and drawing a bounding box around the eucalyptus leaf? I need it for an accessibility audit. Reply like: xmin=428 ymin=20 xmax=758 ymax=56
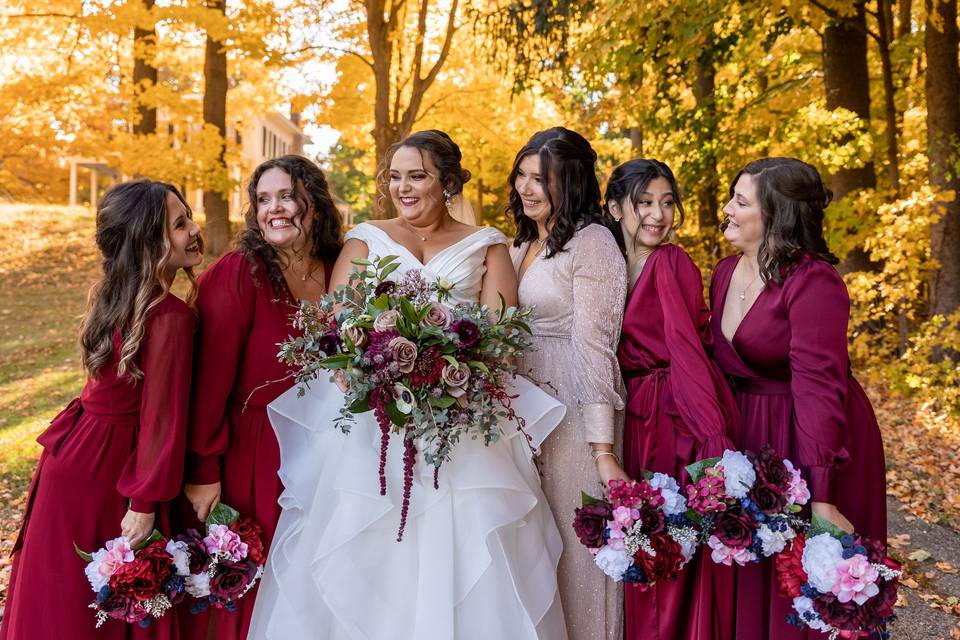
xmin=810 ymin=512 xmax=849 ymax=539
xmin=580 ymin=490 xmax=603 ymax=506
xmin=429 ymin=395 xmax=457 ymax=409
xmin=74 ymin=541 xmax=94 ymax=562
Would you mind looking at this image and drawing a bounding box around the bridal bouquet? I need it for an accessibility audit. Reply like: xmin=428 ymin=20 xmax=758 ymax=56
xmin=685 ymin=447 xmax=810 ymax=566
xmin=174 ymin=503 xmax=266 ymax=613
xmin=278 ymin=255 xmax=536 ymax=540
xmin=776 ymin=516 xmax=901 ymax=639
xmin=573 ymin=477 xmax=699 ymax=586
xmin=77 ymin=532 xmax=188 ymax=628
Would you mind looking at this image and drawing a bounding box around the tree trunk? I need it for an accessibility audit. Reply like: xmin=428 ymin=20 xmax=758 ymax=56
xmin=202 ymin=0 xmax=230 ymax=255
xmin=897 ymin=0 xmax=912 ymax=38
xmin=925 ymin=0 xmax=960 ymax=316
xmin=629 ymin=127 xmax=643 ymax=155
xmin=877 ymin=0 xmax=901 ymax=194
xmin=822 ymin=2 xmax=876 ymax=273
xmin=132 ymin=0 xmax=157 ymax=135
xmin=692 ymin=48 xmax=720 ymax=256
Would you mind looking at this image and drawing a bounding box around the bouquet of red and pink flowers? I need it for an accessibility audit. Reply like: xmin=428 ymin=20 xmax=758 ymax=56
xmin=77 ymin=532 xmax=188 ymax=628
xmin=685 ymin=446 xmax=810 ymax=566
xmin=279 ymin=255 xmax=536 ymax=540
xmin=572 ymin=476 xmax=699 ymax=587
xmin=175 ymin=503 xmax=266 ymax=614
xmin=776 ymin=515 xmax=901 ymax=639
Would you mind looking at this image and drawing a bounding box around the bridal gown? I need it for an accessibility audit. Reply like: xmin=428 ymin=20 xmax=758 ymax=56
xmin=248 ymin=222 xmax=569 ymax=640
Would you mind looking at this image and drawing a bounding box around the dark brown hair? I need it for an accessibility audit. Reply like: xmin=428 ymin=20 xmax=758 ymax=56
xmin=508 ymin=127 xmax=612 ymax=257
xmin=725 ymin=157 xmax=839 ymax=284
xmin=603 ymin=158 xmax=686 ymax=256
xmin=376 ymin=129 xmax=471 ymax=211
xmin=80 ymin=179 xmax=199 ymax=379
xmin=237 ymin=155 xmax=343 ymax=297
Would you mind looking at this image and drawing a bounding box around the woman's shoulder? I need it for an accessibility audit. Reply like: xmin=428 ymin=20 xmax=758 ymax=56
xmin=468 ymin=225 xmax=508 ymax=247
xmin=653 ymin=243 xmax=700 ymax=275
xmin=199 ymin=249 xmax=254 ymax=283
xmin=572 ymin=222 xmax=619 ymax=251
xmin=147 ymin=292 xmax=196 ymax=329
xmin=344 ymin=221 xmax=388 ymax=245
xmin=783 ymin=253 xmax=845 ymax=289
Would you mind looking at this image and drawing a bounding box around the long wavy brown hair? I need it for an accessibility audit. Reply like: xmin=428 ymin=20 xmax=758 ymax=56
xmin=80 ymin=180 xmax=199 ymax=380
xmin=725 ymin=157 xmax=839 ymax=285
xmin=237 ymin=155 xmax=343 ymax=297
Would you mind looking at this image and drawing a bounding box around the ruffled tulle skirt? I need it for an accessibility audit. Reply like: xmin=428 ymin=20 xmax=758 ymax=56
xmin=247 ymin=375 xmax=568 ymax=640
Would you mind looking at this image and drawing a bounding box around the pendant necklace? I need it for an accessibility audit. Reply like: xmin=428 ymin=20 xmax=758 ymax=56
xmin=739 ymin=270 xmax=760 ymax=300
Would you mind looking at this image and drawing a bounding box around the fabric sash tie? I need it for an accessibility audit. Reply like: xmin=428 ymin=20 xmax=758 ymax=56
xmin=36 ymin=397 xmax=139 ymax=456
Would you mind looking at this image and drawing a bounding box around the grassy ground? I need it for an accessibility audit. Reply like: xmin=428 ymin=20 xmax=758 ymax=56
xmin=0 ymin=202 xmax=958 ymax=633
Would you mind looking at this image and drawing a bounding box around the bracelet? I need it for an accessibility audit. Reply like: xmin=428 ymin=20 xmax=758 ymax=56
xmin=591 ymin=450 xmax=620 ymax=465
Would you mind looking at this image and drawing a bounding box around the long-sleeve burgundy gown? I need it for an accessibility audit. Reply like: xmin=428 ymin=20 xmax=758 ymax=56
xmin=179 ymin=250 xmax=330 ymax=640
xmin=617 ymin=244 xmax=738 ymax=640
xmin=0 ymin=293 xmax=195 ymax=640
xmin=709 ymin=253 xmax=886 ymax=639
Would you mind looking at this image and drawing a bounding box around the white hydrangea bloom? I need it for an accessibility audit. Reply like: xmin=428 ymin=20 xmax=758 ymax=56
xmin=757 ymin=524 xmax=789 ymax=556
xmin=594 ymin=546 xmax=632 ymax=582
xmin=792 ymin=596 xmax=832 ymax=632
xmin=650 ymin=473 xmax=687 ymax=515
xmin=802 ymin=533 xmax=844 ymax=593
xmin=166 ymin=539 xmax=191 ymax=577
xmin=718 ymin=450 xmax=756 ymax=499
xmin=185 ymin=572 xmax=211 ymax=597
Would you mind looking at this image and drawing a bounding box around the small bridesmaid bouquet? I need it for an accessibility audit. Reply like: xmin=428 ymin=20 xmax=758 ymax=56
xmin=573 ymin=476 xmax=699 ymax=587
xmin=174 ymin=502 xmax=266 ymax=614
xmin=776 ymin=515 xmax=901 ymax=639
xmin=685 ymin=446 xmax=810 ymax=566
xmin=76 ymin=532 xmax=189 ymax=628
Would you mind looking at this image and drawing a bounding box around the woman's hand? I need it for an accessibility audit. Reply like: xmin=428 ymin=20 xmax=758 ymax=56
xmin=185 ymin=481 xmax=222 ymax=522
xmin=120 ymin=509 xmax=156 ymax=547
xmin=811 ymin=501 xmax=855 ymax=534
xmin=595 ymin=454 xmax=631 ymax=487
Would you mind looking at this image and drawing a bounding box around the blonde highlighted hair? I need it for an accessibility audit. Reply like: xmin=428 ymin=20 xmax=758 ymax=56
xmin=80 ymin=180 xmax=199 ymax=380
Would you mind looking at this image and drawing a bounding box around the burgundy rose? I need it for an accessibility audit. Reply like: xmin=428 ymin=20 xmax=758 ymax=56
xmin=230 ymin=518 xmax=266 ymax=565
xmin=108 ymin=540 xmax=169 ymax=601
xmin=749 ymin=482 xmax=787 ymax=515
xmin=637 ymin=505 xmax=665 ymax=535
xmin=176 ymin=528 xmax=210 ymax=574
xmin=752 ymin=446 xmax=790 ymax=489
xmin=713 ymin=504 xmax=754 ymax=549
xmin=634 ymin=533 xmax=685 ymax=582
xmin=318 ymin=330 xmax=343 ymax=356
xmin=98 ymin=590 xmax=145 ymax=623
xmin=450 ymin=319 xmax=480 ymax=349
xmin=857 ymin=575 xmax=899 ymax=627
xmin=812 ymin=593 xmax=864 ymax=630
xmin=209 ymin=558 xmax=259 ymax=601
xmin=374 ymin=280 xmax=396 ymax=297
xmin=775 ymin=536 xmax=807 ymax=598
xmin=573 ymin=502 xmax=613 ymax=549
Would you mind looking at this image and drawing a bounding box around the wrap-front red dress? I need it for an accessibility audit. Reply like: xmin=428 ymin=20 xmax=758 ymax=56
xmin=179 ymin=250 xmax=331 ymax=640
xmin=618 ymin=244 xmax=738 ymax=640
xmin=0 ymin=293 xmax=194 ymax=640
xmin=709 ymin=254 xmax=886 ymax=639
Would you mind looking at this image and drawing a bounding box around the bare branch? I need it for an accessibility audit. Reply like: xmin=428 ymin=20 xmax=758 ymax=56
xmin=283 ymin=43 xmax=374 ymax=70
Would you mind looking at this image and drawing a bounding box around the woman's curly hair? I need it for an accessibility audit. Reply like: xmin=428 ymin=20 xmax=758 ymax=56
xmin=237 ymin=155 xmax=343 ymax=297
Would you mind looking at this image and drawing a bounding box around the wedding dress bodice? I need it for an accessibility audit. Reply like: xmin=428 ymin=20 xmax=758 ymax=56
xmin=344 ymin=223 xmax=507 ymax=306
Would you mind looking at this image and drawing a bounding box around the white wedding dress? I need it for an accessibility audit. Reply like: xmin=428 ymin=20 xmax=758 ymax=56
xmin=248 ymin=223 xmax=569 ymax=640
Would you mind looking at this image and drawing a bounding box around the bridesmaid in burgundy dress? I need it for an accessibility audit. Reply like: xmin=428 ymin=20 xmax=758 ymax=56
xmin=609 ymin=159 xmax=738 ymax=640
xmin=710 ymin=157 xmax=886 ymax=639
xmin=1 ymin=180 xmax=202 ymax=639
xmin=180 ymin=156 xmax=341 ymax=639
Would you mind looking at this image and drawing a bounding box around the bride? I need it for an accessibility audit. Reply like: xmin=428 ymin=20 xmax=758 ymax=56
xmin=248 ymin=130 xmax=569 ymax=640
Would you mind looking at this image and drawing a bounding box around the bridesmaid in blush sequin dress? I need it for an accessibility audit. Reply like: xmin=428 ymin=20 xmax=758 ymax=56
xmin=606 ymin=160 xmax=737 ymax=640
xmin=1 ymin=181 xmax=202 ymax=640
xmin=179 ymin=156 xmax=340 ymax=640
xmin=710 ymin=158 xmax=886 ymax=639
xmin=508 ymin=127 xmax=627 ymax=640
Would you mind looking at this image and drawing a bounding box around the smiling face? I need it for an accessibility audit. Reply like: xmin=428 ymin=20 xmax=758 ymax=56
xmin=256 ymin=167 xmax=313 ymax=253
xmin=164 ymin=190 xmax=202 ymax=273
xmin=514 ymin=154 xmax=551 ymax=229
xmin=388 ymin=146 xmax=445 ymax=224
xmin=722 ymin=173 xmax=764 ymax=253
xmin=615 ymin=176 xmax=676 ymax=250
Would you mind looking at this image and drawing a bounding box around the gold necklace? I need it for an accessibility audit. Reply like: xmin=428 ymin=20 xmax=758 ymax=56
xmin=738 ymin=269 xmax=760 ymax=300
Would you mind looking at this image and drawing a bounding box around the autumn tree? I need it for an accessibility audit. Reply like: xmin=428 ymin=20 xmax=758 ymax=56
xmin=925 ymin=0 xmax=960 ymax=316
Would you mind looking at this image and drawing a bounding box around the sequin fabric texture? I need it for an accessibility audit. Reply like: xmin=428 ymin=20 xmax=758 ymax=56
xmin=510 ymin=223 xmax=628 ymax=640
